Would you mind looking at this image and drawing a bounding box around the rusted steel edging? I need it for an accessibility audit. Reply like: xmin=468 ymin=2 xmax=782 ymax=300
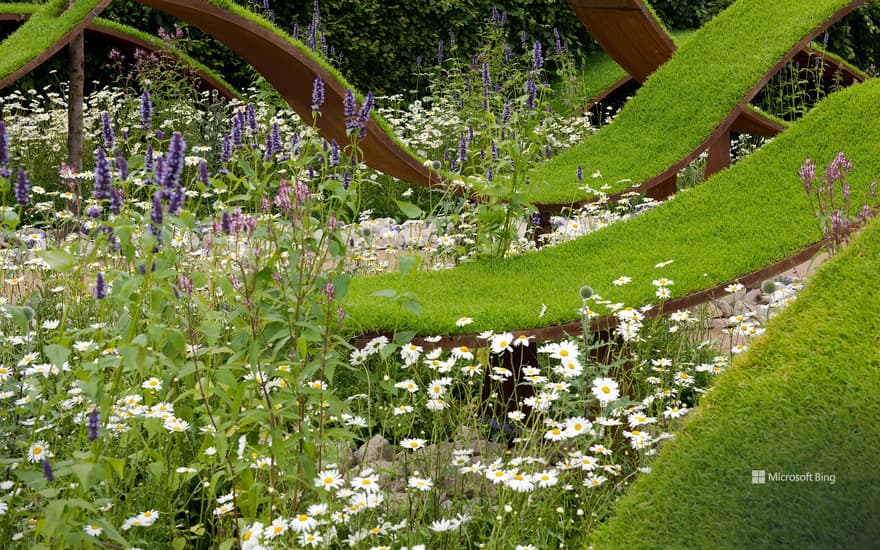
xmin=133 ymin=0 xmax=449 ymax=192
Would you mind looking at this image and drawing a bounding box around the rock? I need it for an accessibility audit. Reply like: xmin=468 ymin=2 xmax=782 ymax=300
xmin=744 ymin=289 xmax=762 ymax=308
xmin=353 ymin=435 xmax=391 ymax=466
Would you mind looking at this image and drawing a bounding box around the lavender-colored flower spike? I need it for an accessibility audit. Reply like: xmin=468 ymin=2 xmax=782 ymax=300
xmin=101 ymin=112 xmax=115 ymax=151
xmin=93 ymin=148 xmax=113 ymax=200
xmin=87 ymin=407 xmax=100 ymax=441
xmin=437 ymin=40 xmax=444 ymax=64
xmin=198 ymin=160 xmax=210 ymax=186
xmin=162 ymin=132 xmax=186 ymax=189
xmin=221 ymin=135 xmax=231 ymax=163
xmin=526 ymin=74 xmax=537 ymax=111
xmin=151 ymin=191 xmax=164 ymax=227
xmin=140 ymin=89 xmax=152 ymax=129
xmin=0 ymin=120 xmax=8 ymax=167
xmin=533 ymin=41 xmax=543 ymax=70
xmin=14 ymin=168 xmax=29 ymax=206
xmin=221 ymin=211 xmax=232 ymax=234
xmin=42 ymin=458 xmax=54 ymax=482
xmin=145 ymin=144 xmax=154 ymax=173
xmin=458 ymin=134 xmax=468 ymax=163
xmin=231 ymin=115 xmax=243 ymax=149
xmin=115 ymin=155 xmax=129 ymax=181
xmin=312 ymin=76 xmax=325 ymax=111
xmin=344 ymin=90 xmax=358 ymax=133
xmin=246 ymin=104 xmax=257 ymax=135
xmin=577 ymin=165 xmax=583 ymax=181
xmin=94 ymin=272 xmax=107 ymax=299
xmin=357 ymin=92 xmax=374 ymax=139
xmin=330 ymin=140 xmax=340 ymax=166
xmin=109 ymin=187 xmax=122 ymax=215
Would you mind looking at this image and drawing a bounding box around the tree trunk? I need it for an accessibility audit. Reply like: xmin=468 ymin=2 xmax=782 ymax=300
xmin=67 ymin=32 xmax=84 ymax=171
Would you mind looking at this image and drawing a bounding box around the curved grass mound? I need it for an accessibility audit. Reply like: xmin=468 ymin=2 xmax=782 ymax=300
xmin=0 ymin=4 xmax=240 ymax=100
xmin=341 ymin=77 xmax=880 ymax=337
xmin=0 ymin=0 xmax=112 ymax=88
xmin=525 ymin=0 xmax=863 ymax=206
xmin=590 ymin=212 xmax=880 ymax=549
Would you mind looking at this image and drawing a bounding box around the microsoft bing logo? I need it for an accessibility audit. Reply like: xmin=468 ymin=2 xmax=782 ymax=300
xmin=752 ymin=470 xmax=766 ymax=484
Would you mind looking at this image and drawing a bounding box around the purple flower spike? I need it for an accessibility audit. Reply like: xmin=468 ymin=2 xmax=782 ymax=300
xmin=162 ymin=132 xmax=186 ymax=189
xmin=94 ymin=272 xmax=107 ymax=300
xmin=344 ymin=90 xmax=358 ymax=133
xmin=533 ymin=41 xmax=544 ymax=70
xmin=13 ymin=168 xmax=29 ymax=206
xmin=93 ymin=148 xmax=113 ymax=200
xmin=312 ymin=76 xmax=325 ymax=111
xmin=357 ymin=92 xmax=374 ymax=139
xmin=140 ymin=89 xmax=152 ymax=130
xmin=198 ymin=160 xmax=210 ymax=186
xmin=115 ymin=155 xmax=129 ymax=181
xmin=88 ymin=407 xmax=100 ymax=441
xmin=101 ymin=112 xmax=115 ymax=151
xmin=42 ymin=458 xmax=54 ymax=482
xmin=0 ymin=120 xmax=8 ymax=167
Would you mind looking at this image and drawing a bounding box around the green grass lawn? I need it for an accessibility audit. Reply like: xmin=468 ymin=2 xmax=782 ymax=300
xmin=524 ymin=0 xmax=858 ymax=205
xmin=341 ymin=77 xmax=880 ymax=337
xmin=590 ymin=194 xmax=880 ymax=549
xmin=0 ymin=0 xmax=105 ymax=81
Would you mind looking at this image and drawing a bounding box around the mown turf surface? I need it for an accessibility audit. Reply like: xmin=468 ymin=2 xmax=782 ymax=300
xmin=590 ymin=195 xmax=880 ymax=549
xmin=0 ymin=0 xmax=104 ymax=81
xmin=524 ymin=0 xmax=857 ymax=205
xmin=341 ymin=78 xmax=880 ymax=336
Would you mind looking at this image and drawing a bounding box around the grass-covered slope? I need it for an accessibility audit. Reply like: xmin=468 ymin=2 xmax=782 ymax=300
xmin=341 ymin=77 xmax=880 ymax=336
xmin=525 ymin=0 xmax=859 ymax=205
xmin=590 ymin=205 xmax=880 ymax=549
xmin=0 ymin=3 xmax=240 ymax=99
xmin=0 ymin=0 xmax=107 ymax=84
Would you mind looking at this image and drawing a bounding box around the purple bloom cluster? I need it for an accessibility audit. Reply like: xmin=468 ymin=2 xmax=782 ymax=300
xmin=312 ymin=76 xmax=325 ymax=112
xmin=101 ymin=112 xmax=115 ymax=151
xmin=13 ymin=168 xmax=29 ymax=206
xmin=94 ymin=272 xmax=107 ymax=299
xmin=140 ymin=89 xmax=152 ymax=129
xmin=0 ymin=120 xmax=8 ymax=170
xmin=93 ymin=148 xmax=113 ymax=200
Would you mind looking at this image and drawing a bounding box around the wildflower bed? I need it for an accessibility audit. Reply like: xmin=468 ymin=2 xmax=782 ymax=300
xmin=525 ymin=0 xmax=862 ymax=205
xmin=343 ymin=77 xmax=880 ymax=336
xmin=592 ymin=206 xmax=880 ymax=548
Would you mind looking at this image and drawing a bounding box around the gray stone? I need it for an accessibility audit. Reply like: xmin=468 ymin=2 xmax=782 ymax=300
xmin=353 ymin=435 xmax=392 ymax=465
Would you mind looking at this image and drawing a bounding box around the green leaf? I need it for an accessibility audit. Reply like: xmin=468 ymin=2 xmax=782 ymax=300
xmin=371 ymin=289 xmax=397 ymax=299
xmin=44 ymin=343 xmax=69 ymax=368
xmin=395 ymin=199 xmax=423 ymax=219
xmin=398 ymin=254 xmax=420 ymax=281
xmin=37 ymin=249 xmax=76 ymax=273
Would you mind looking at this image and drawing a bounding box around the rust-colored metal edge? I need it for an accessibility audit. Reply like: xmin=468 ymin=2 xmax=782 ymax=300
xmin=0 ymin=0 xmax=113 ymax=90
xmin=133 ymin=0 xmax=450 ymax=192
xmin=538 ymin=0 xmax=866 ymax=214
xmin=353 ymin=242 xmax=824 ymax=350
xmin=568 ymin=0 xmax=675 ymax=83
xmin=0 ymin=12 xmax=239 ymax=100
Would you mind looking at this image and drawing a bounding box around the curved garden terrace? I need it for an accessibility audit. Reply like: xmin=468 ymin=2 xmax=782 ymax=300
xmin=0 ymin=0 xmax=876 ymax=548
